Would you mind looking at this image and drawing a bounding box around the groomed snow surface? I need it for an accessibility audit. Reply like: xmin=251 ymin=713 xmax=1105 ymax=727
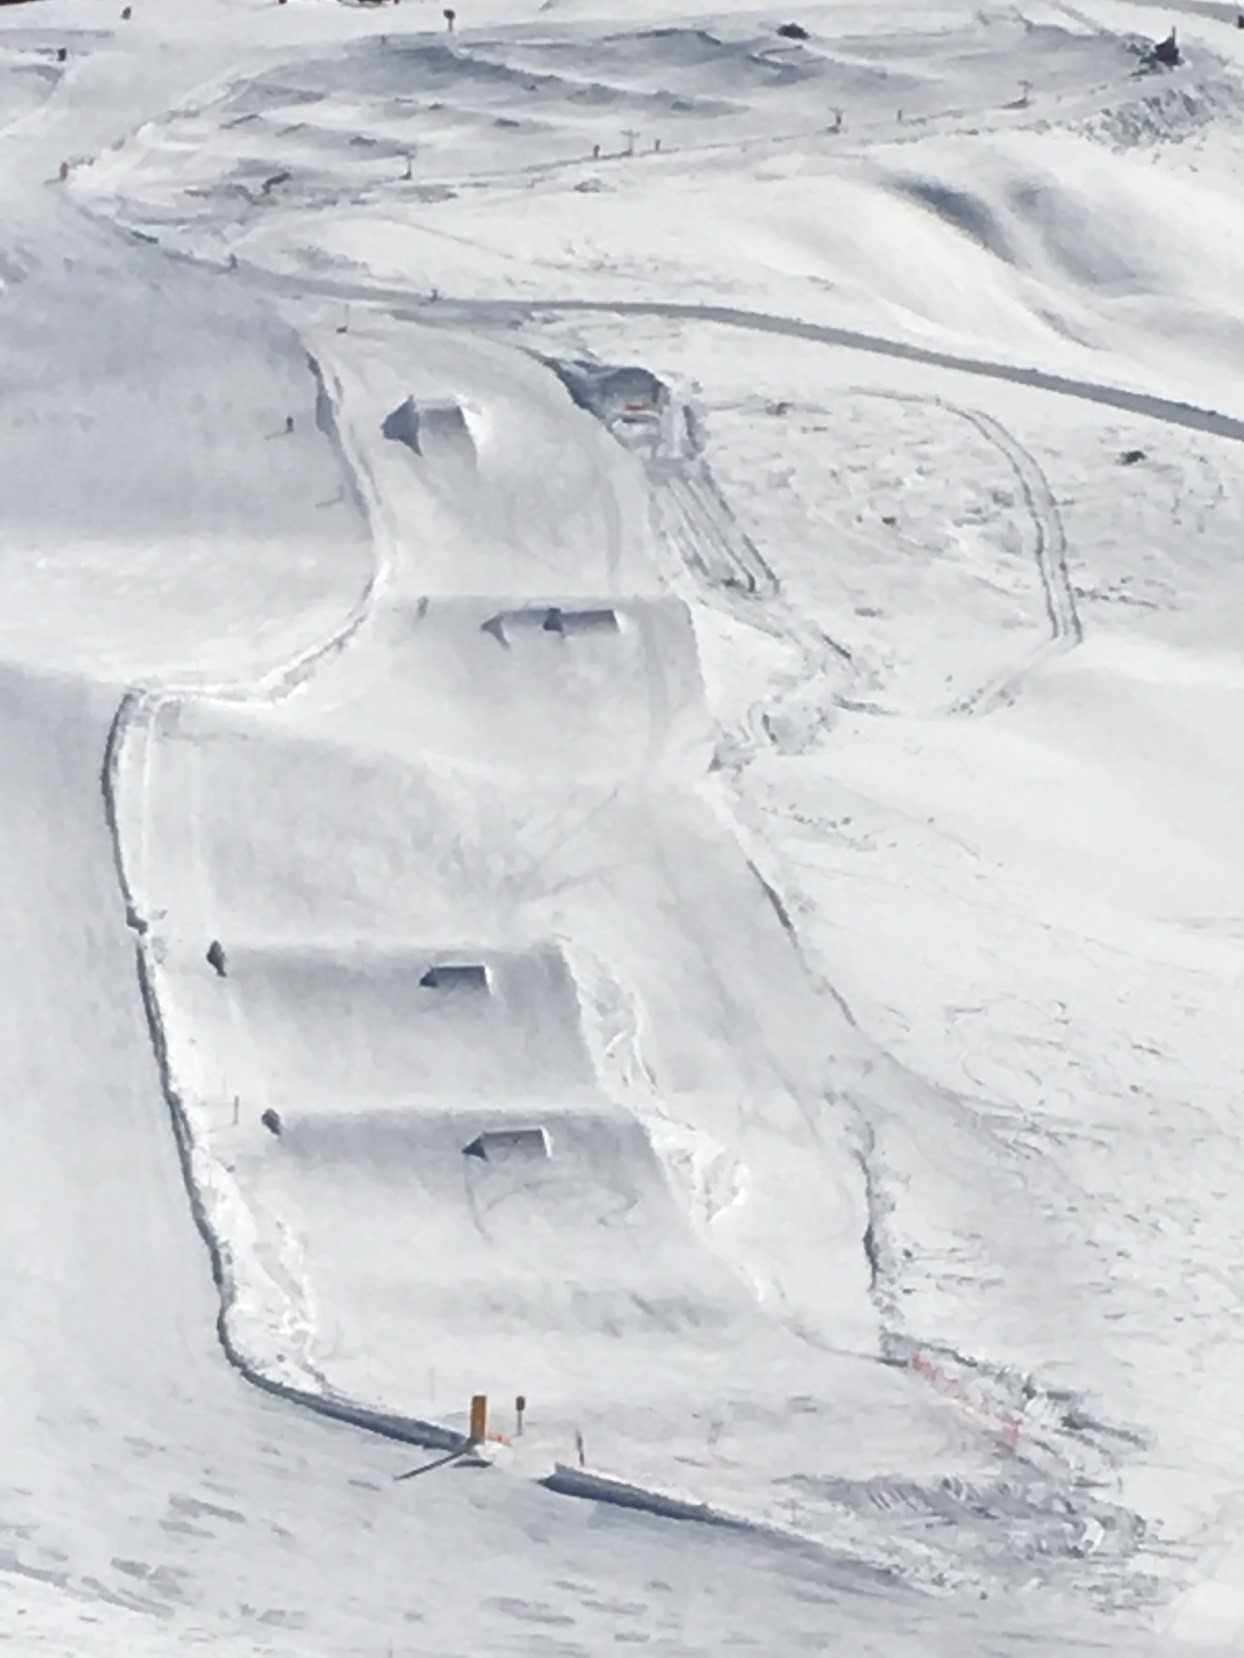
xmin=5 ymin=0 xmax=1244 ymax=1652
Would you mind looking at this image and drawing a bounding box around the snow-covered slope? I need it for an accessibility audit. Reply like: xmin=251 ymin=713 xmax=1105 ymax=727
xmin=6 ymin=0 xmax=1244 ymax=1652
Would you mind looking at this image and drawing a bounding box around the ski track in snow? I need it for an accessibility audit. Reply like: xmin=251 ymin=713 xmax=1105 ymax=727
xmin=540 ymin=353 xmax=1080 ymax=731
xmin=939 ymin=402 xmax=1082 ymax=713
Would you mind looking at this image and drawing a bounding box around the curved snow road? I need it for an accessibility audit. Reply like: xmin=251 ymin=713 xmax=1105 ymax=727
xmin=493 ymin=298 xmax=1244 ymax=446
xmin=199 ymin=250 xmax=1244 ymax=449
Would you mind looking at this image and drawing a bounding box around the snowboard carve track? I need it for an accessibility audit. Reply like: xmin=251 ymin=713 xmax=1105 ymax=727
xmin=853 ymin=392 xmax=1082 ymax=715
xmin=950 ymin=404 xmax=1081 ymax=707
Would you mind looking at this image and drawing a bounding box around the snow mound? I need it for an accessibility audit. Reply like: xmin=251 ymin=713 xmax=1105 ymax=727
xmin=876 ymin=132 xmax=1244 ymax=382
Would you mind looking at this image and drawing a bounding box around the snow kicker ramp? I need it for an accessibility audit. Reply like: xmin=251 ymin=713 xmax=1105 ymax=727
xmin=275 ymin=593 xmax=710 ymax=781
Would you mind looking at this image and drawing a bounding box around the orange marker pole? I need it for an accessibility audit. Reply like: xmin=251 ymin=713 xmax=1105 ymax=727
xmin=469 ymin=1394 xmax=487 ymax=1444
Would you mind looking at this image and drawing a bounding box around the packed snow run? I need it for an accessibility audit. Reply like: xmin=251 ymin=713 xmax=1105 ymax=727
xmin=4 ymin=0 xmax=1244 ymax=1652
